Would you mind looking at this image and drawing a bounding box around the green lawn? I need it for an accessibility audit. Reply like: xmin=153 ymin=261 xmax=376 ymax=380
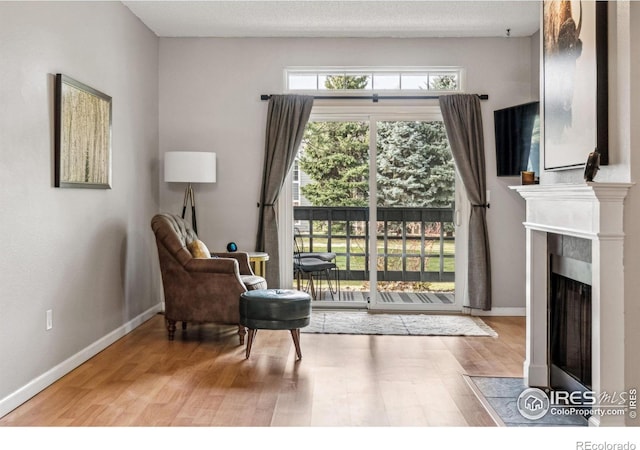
xmin=340 ymin=280 xmax=455 ymax=293
xmin=298 ymin=236 xmax=455 ymax=292
xmin=301 ymin=237 xmax=455 ymax=272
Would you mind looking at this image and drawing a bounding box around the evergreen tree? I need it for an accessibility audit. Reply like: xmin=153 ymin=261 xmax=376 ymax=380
xmin=376 ymin=121 xmax=454 ymax=207
xmin=299 ymin=74 xmax=455 ymax=209
xmin=299 ymin=75 xmax=370 ymax=207
xmin=429 ymin=74 xmax=458 ymax=91
xmin=323 ymin=74 xmax=369 ymax=90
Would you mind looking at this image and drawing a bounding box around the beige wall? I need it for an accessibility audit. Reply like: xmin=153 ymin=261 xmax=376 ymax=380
xmin=0 ymin=2 xmax=160 ymax=415
xmin=531 ymin=29 xmax=541 ymax=100
xmin=623 ymin=1 xmax=640 ymax=424
xmin=158 ymin=35 xmax=537 ymax=311
xmin=3 ymin=0 xmax=637 ymax=426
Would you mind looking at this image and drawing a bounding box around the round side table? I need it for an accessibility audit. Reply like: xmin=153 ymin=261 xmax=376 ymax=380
xmin=247 ymin=251 xmax=269 ymax=277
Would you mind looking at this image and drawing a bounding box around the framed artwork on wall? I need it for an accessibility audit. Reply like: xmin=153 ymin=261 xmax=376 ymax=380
xmin=54 ymin=74 xmax=112 ymax=188
xmin=543 ymin=0 xmax=608 ymax=170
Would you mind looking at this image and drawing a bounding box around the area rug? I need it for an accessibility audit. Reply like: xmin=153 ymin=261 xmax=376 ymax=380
xmin=464 ymin=376 xmax=588 ymax=427
xmin=301 ymin=311 xmax=498 ymax=337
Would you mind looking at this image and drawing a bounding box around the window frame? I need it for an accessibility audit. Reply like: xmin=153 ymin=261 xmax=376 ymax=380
xmin=284 ymin=66 xmax=466 ymax=97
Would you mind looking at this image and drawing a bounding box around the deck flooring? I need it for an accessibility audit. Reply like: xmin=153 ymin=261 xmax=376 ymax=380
xmin=316 ymin=290 xmax=454 ymax=304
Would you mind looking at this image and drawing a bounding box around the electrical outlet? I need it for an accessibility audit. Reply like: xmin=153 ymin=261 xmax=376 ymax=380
xmin=46 ymin=309 xmax=53 ymax=330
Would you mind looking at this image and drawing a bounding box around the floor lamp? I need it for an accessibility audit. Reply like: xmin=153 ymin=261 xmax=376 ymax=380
xmin=164 ymin=151 xmax=216 ymax=235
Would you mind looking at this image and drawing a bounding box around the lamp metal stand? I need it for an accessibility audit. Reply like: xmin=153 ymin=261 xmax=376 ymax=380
xmin=180 ymin=183 xmax=198 ymax=234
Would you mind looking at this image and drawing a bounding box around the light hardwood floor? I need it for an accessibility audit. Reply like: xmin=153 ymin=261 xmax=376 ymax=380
xmin=0 ymin=314 xmax=525 ymax=427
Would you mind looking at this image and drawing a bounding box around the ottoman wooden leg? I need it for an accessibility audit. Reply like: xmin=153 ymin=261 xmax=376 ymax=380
xmin=290 ymin=329 xmax=302 ymax=360
xmin=246 ymin=329 xmax=258 ymax=359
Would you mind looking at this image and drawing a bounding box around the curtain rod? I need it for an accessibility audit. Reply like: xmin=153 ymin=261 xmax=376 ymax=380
xmin=260 ymin=93 xmax=488 ymax=103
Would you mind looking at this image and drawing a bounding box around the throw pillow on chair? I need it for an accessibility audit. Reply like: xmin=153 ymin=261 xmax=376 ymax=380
xmin=187 ymin=239 xmax=211 ymax=259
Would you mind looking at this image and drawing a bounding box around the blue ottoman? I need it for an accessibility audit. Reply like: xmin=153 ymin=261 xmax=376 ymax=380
xmin=239 ymin=289 xmax=311 ymax=359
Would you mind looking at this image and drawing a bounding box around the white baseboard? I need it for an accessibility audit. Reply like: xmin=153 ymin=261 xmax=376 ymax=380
xmin=0 ymin=303 xmax=162 ymax=419
xmin=523 ymin=362 xmax=549 ymax=387
xmin=466 ymin=307 xmax=526 ymax=316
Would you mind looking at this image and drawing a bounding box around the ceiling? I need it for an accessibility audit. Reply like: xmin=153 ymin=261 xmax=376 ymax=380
xmin=122 ymin=1 xmax=541 ymax=38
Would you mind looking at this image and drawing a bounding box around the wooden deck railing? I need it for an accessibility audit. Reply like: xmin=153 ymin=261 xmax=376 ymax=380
xmin=294 ymin=206 xmax=454 ymax=282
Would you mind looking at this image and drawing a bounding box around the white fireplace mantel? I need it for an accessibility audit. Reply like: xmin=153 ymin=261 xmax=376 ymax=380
xmin=512 ymin=182 xmax=632 ymax=238
xmin=510 ymin=182 xmax=633 ymax=427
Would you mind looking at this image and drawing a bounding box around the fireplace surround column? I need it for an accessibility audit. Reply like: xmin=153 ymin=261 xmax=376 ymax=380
xmin=525 ymin=227 xmax=549 ymax=387
xmin=512 ymin=182 xmax=632 ymax=426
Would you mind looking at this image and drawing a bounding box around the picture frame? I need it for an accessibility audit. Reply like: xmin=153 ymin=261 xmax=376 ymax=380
xmin=543 ymin=0 xmax=608 ymax=170
xmin=54 ymin=74 xmax=112 ymax=188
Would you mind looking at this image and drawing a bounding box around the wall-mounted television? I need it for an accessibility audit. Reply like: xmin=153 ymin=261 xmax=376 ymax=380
xmin=494 ymin=101 xmax=540 ymax=177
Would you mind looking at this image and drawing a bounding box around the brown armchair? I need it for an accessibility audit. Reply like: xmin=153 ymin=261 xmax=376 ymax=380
xmin=151 ymin=213 xmax=267 ymax=344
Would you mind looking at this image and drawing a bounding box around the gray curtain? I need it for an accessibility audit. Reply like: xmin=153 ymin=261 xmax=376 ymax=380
xmin=439 ymin=94 xmax=491 ymax=310
xmin=256 ymin=94 xmax=314 ymax=288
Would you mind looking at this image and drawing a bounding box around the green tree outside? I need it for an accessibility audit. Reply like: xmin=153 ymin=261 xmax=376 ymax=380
xmin=376 ymin=121 xmax=454 ymax=208
xmin=295 ymin=74 xmax=456 ymax=293
xmin=299 ymin=75 xmax=370 ymax=207
xmin=299 ymin=74 xmax=455 ymax=209
xmin=429 ymin=74 xmax=458 ymax=91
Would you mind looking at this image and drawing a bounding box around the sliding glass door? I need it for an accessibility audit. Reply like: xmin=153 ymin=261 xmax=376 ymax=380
xmin=370 ymin=119 xmax=457 ymax=311
xmin=293 ymin=118 xmax=370 ymax=308
xmin=287 ymin=105 xmax=463 ymax=311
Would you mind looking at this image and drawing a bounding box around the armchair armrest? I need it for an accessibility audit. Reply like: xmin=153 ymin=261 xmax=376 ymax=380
xmin=213 ymin=252 xmax=254 ymax=275
xmin=185 ymin=257 xmax=239 ymax=274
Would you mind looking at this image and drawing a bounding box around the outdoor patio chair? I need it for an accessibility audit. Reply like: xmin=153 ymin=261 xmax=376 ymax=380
xmin=294 ymin=230 xmax=340 ymax=300
xmin=294 ymin=227 xmax=337 ymax=262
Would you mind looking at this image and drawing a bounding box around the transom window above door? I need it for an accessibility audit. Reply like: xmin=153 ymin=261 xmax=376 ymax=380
xmin=285 ymin=67 xmax=464 ymax=94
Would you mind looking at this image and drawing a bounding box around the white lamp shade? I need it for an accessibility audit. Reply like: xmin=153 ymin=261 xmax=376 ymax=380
xmin=164 ymin=151 xmax=216 ymax=183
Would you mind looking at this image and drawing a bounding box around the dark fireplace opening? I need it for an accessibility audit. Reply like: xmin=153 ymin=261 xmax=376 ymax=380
xmin=549 ymin=273 xmax=592 ymax=390
xmin=547 ymin=233 xmax=593 ymax=393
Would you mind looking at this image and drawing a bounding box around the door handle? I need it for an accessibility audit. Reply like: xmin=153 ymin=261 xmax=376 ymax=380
xmin=455 ymin=210 xmax=461 ymax=227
